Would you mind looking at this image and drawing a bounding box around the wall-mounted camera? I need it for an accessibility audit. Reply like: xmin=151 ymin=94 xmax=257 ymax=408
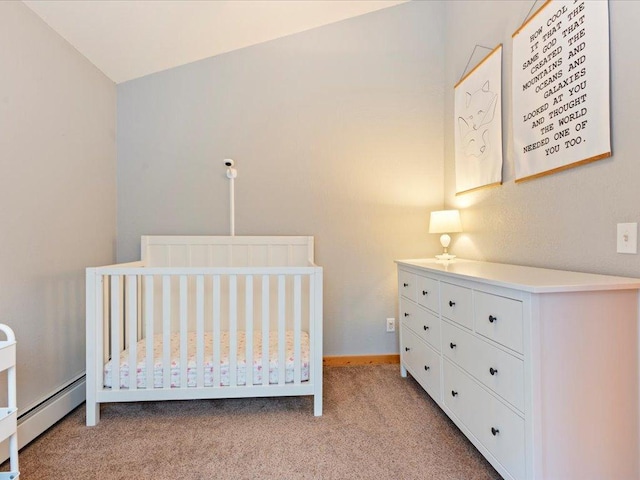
xmin=224 ymin=158 xmax=237 ymax=179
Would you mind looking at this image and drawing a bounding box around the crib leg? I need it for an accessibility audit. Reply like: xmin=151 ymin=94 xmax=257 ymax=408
xmin=313 ymin=392 xmax=322 ymax=416
xmin=86 ymin=400 xmax=100 ymax=426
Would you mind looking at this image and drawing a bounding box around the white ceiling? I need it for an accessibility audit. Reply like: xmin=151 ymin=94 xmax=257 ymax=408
xmin=23 ymin=0 xmax=407 ymax=84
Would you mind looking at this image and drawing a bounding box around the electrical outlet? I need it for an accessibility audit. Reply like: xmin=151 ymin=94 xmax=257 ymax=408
xmin=386 ymin=318 xmax=395 ymax=332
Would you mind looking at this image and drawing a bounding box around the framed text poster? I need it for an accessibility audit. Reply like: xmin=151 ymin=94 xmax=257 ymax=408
xmin=454 ymin=44 xmax=503 ymax=195
xmin=512 ymin=0 xmax=610 ymax=182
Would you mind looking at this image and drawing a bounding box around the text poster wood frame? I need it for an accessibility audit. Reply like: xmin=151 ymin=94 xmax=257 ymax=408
xmin=512 ymin=0 xmax=610 ymax=183
xmin=454 ymin=44 xmax=503 ymax=195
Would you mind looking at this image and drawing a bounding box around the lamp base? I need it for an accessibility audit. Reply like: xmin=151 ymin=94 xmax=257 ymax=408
xmin=435 ymin=253 xmax=456 ymax=261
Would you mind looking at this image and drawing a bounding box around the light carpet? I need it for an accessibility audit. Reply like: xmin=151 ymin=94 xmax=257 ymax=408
xmin=9 ymin=365 xmax=500 ymax=479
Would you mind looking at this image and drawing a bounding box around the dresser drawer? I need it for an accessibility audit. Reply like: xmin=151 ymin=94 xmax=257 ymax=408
xmin=441 ymin=282 xmax=472 ymax=329
xmin=401 ymin=326 xmax=441 ymax=401
xmin=398 ymin=269 xmax=416 ymax=302
xmin=402 ymin=301 xmax=440 ymax=352
xmin=416 ymin=275 xmax=439 ymax=314
xmin=400 ymin=297 xmax=417 ymax=328
xmin=443 ymin=360 xmax=525 ymax=480
xmin=442 ymin=321 xmax=524 ymax=412
xmin=475 ymin=291 xmax=524 ymax=354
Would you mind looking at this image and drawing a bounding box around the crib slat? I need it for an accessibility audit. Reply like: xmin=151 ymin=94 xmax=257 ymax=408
xmin=213 ymin=275 xmax=221 ymax=387
xmin=229 ymin=275 xmax=238 ymax=387
xmin=162 ymin=275 xmax=171 ymax=389
xmin=110 ymin=275 xmax=121 ymax=391
xmin=261 ymin=275 xmax=269 ymax=386
xmin=102 ymin=279 xmax=109 ymax=365
xmin=144 ymin=275 xmax=154 ymax=390
xmin=245 ymin=275 xmax=254 ymax=387
xmin=196 ymin=275 xmax=205 ymax=388
xmin=294 ymin=275 xmax=301 ymax=384
xmin=179 ymin=275 xmax=188 ymax=389
xmin=278 ymin=275 xmax=285 ymax=386
xmin=137 ymin=276 xmax=143 ymax=342
xmin=309 ymin=273 xmax=315 ymax=384
xmin=127 ymin=275 xmax=138 ymax=390
xmin=96 ymin=276 xmax=105 ymax=391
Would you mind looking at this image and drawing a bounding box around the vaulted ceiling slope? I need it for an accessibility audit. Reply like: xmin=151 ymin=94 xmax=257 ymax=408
xmin=23 ymin=0 xmax=407 ymax=84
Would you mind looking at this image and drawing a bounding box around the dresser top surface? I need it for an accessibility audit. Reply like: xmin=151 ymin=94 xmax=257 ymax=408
xmin=395 ymin=258 xmax=640 ymax=293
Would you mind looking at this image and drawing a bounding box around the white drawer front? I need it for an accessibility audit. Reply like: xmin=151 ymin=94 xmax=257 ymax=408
xmin=400 ymin=298 xmax=417 ymax=329
xmin=403 ymin=303 xmax=440 ymax=352
xmin=475 ymin=291 xmax=524 ymax=354
xmin=416 ymin=275 xmax=439 ymax=314
xmin=442 ymin=321 xmax=524 ymax=412
xmin=401 ymin=326 xmax=441 ymax=401
xmin=441 ymin=282 xmax=473 ymax=329
xmin=444 ymin=360 xmax=486 ymax=442
xmin=399 ymin=269 xmax=416 ymax=302
xmin=442 ymin=319 xmax=476 ymax=372
xmin=443 ymin=361 xmax=525 ymax=480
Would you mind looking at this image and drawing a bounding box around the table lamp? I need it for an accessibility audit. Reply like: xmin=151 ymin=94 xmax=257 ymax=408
xmin=429 ymin=209 xmax=462 ymax=260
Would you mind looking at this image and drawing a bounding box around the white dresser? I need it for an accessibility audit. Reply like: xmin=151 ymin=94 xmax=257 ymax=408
xmin=396 ymin=259 xmax=640 ymax=480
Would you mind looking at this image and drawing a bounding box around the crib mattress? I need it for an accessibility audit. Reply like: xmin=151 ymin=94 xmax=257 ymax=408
xmin=104 ymin=331 xmax=310 ymax=388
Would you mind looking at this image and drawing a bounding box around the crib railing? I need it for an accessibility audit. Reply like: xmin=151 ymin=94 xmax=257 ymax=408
xmin=86 ymin=262 xmax=323 ymax=424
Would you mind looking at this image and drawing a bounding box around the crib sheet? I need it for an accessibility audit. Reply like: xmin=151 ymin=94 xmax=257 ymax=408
xmin=104 ymin=331 xmax=310 ymax=388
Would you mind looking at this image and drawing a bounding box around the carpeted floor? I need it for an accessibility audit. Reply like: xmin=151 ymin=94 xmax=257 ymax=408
xmin=7 ymin=365 xmax=500 ymax=479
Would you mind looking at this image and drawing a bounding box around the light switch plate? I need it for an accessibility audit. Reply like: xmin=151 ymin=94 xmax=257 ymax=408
xmin=617 ymin=223 xmax=637 ymax=254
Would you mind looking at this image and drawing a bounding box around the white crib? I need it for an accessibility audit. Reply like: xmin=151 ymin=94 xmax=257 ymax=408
xmin=85 ymin=236 xmax=323 ymax=426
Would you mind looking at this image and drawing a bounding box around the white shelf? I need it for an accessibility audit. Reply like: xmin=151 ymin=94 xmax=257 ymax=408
xmin=0 ymin=410 xmax=17 ymax=445
xmin=0 ymin=344 xmax=15 ymax=374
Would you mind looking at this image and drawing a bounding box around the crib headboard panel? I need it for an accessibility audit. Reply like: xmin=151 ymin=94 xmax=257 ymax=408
xmin=141 ymin=236 xmax=315 ymax=267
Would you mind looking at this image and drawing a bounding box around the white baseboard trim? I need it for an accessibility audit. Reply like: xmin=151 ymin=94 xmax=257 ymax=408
xmin=0 ymin=377 xmax=85 ymax=464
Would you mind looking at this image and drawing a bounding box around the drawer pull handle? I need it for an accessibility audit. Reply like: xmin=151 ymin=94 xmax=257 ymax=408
xmin=489 ymin=367 xmax=498 ymax=376
xmin=489 ymin=315 xmax=497 ymax=323
xmin=451 ymin=390 xmax=458 ymax=397
xmin=404 ymin=313 xmax=410 ymax=317
xmin=423 ymin=325 xmax=429 ymax=331
xmin=491 ymin=427 xmax=500 ymax=436
xmin=424 ymin=365 xmax=430 ymax=371
xmin=422 ymin=290 xmax=428 ymax=296
xmin=405 ymin=347 xmax=410 ymax=352
xmin=403 ymin=283 xmax=409 ymax=287
xmin=449 ymin=342 xmax=456 ymax=349
xmin=449 ymin=301 xmax=456 ymax=307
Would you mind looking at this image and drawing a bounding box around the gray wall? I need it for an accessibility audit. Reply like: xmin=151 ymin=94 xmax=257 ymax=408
xmin=444 ymin=1 xmax=640 ymax=277
xmin=117 ymin=1 xmax=445 ymax=356
xmin=0 ymin=1 xmax=116 ymax=410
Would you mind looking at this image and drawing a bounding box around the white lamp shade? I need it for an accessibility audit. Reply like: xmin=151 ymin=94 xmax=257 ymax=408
xmin=429 ymin=210 xmax=462 ymax=234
